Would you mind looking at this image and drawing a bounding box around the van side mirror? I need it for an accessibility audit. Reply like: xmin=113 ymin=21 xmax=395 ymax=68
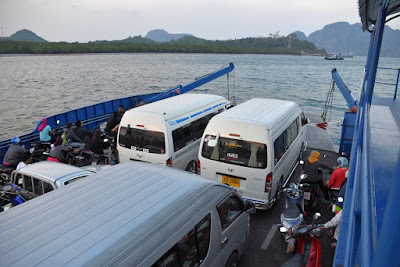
xmin=244 ymin=200 xmax=256 ymax=214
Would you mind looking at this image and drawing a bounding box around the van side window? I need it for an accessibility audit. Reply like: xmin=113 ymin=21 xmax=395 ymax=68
xmin=274 ymin=118 xmax=299 ymax=164
xmin=172 ymin=113 xmax=215 ymax=152
xmin=152 ymin=214 xmax=211 ymax=267
xmin=217 ymin=194 xmax=244 ymax=230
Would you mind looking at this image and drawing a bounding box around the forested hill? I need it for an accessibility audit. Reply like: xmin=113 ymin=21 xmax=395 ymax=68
xmin=0 ymin=29 xmax=325 ymax=55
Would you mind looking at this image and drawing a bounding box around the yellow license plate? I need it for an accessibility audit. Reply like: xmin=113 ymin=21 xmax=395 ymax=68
xmin=222 ymin=175 xmax=240 ymax=187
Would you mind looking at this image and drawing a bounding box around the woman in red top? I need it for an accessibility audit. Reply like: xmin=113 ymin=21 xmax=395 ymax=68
xmin=328 ymin=157 xmax=349 ymax=189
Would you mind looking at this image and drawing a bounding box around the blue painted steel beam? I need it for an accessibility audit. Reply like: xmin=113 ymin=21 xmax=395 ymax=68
xmin=331 ymin=68 xmax=358 ymax=108
xmin=143 ymin=63 xmax=234 ymax=104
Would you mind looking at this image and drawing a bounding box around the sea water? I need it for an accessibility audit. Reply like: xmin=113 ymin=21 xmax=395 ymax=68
xmin=1 ymin=53 xmax=399 ymax=148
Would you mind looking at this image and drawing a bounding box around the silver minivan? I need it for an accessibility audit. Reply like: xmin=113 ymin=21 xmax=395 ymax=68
xmin=0 ymin=161 xmax=255 ymax=266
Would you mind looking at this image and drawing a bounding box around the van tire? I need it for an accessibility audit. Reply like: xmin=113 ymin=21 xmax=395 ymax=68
xmin=185 ymin=161 xmax=197 ymax=173
xmin=225 ymin=252 xmax=239 ymax=267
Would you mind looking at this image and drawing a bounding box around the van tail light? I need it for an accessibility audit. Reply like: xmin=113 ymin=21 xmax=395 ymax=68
xmin=265 ymin=172 xmax=273 ymax=193
xmin=197 ymin=160 xmax=201 ymax=174
xmin=166 ymin=158 xmax=172 ymax=167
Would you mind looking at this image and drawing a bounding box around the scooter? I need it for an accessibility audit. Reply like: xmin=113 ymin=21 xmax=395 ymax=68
xmin=0 ymin=182 xmax=26 ymax=212
xmin=281 ymin=213 xmax=323 ymax=267
xmin=279 ymin=181 xmax=307 ymax=253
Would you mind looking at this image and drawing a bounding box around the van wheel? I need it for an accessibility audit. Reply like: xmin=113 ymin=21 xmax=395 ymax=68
xmin=186 ymin=161 xmax=197 ymax=173
xmin=225 ymin=252 xmax=239 ymax=267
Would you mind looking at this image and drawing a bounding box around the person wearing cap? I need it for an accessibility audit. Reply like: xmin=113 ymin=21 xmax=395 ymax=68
xmin=38 ymin=118 xmax=54 ymax=142
xmin=3 ymin=137 xmax=27 ymax=168
xmin=328 ymin=157 xmax=349 ymax=189
xmin=301 ymin=150 xmax=334 ymax=201
xmin=89 ymin=129 xmax=110 ymax=155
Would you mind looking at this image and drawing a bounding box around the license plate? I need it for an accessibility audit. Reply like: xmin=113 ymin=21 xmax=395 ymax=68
xmin=222 ymin=175 xmax=240 ymax=187
xmin=304 ymin=192 xmax=311 ymax=200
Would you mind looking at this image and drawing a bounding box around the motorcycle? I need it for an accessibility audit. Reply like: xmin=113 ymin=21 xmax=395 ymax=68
xmin=281 ymin=213 xmax=323 ymax=267
xmin=278 ymin=181 xmax=307 ymax=253
xmin=0 ymin=182 xmax=26 ymax=212
xmin=0 ymin=165 xmax=14 ymax=182
xmin=66 ymin=149 xmax=95 ymax=167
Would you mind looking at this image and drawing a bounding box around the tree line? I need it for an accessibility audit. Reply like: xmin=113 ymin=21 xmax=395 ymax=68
xmin=0 ymin=36 xmax=326 ymax=55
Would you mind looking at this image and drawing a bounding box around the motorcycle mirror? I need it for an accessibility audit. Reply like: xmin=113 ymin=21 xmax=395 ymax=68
xmin=300 ymin=174 xmax=307 ymax=180
xmin=338 ymin=197 xmax=344 ymax=203
xmin=313 ymin=213 xmax=321 ymax=220
xmin=279 ymin=227 xmax=287 ymax=233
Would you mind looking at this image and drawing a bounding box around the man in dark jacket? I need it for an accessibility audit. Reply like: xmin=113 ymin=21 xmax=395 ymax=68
xmin=73 ymin=120 xmax=92 ymax=144
xmin=89 ymin=129 xmax=110 ymax=155
xmin=105 ymin=112 xmax=120 ymax=134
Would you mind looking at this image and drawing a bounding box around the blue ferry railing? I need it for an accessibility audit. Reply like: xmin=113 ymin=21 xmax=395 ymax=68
xmin=334 ymin=1 xmax=400 ymax=266
xmin=375 ymin=66 xmax=400 ymax=99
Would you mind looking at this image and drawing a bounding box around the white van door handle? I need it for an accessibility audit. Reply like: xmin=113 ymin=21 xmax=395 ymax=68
xmin=221 ymin=237 xmax=229 ymax=247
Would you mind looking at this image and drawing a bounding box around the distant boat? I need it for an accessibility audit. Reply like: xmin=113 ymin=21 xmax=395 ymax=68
xmin=324 ymin=54 xmax=344 ymax=60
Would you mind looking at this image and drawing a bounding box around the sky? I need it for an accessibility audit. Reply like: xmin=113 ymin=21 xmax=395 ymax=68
xmin=1 ymin=0 xmax=400 ymax=43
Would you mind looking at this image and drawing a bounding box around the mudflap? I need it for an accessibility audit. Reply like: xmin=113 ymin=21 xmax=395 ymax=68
xmin=297 ymin=235 xmax=321 ymax=267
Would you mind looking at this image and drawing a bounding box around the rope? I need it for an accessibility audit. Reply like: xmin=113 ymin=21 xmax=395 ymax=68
xmin=321 ymin=80 xmax=335 ymax=122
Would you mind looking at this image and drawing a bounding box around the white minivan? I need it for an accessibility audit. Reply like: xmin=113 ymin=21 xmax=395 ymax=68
xmin=0 ymin=161 xmax=255 ymax=266
xmin=117 ymin=93 xmax=231 ymax=172
xmin=198 ymin=98 xmax=308 ymax=209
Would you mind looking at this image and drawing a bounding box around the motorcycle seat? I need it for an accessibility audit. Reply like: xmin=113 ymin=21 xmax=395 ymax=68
xmin=283 ymin=203 xmax=301 ymax=218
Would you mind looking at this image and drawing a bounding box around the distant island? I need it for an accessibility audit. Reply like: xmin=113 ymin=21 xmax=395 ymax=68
xmin=0 ymin=22 xmax=399 ymax=57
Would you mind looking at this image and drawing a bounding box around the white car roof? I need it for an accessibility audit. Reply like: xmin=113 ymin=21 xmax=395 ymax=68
xmin=14 ymin=161 xmax=93 ymax=183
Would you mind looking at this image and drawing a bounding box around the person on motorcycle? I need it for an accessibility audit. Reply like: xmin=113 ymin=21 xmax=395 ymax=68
xmin=73 ymin=120 xmax=92 ymax=145
xmin=89 ymin=129 xmax=110 ymax=155
xmin=328 ymin=157 xmax=349 ymax=189
xmin=3 ymin=137 xmax=27 ymax=168
xmin=64 ymin=122 xmax=85 ymax=149
xmin=48 ymin=136 xmax=80 ymax=162
xmin=301 ymin=150 xmax=334 ymax=201
xmin=38 ymin=118 xmax=54 ymax=142
xmin=16 ymin=151 xmax=32 ymax=170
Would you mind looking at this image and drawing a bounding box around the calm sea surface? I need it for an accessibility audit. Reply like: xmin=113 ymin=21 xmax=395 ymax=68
xmin=1 ymin=53 xmax=399 ymax=147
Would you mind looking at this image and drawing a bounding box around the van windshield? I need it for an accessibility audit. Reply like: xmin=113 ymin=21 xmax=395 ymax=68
xmin=119 ymin=127 xmax=165 ymax=154
xmin=201 ymin=135 xmax=267 ymax=168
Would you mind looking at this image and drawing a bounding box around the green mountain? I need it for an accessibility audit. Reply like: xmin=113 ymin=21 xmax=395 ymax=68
xmin=3 ymin=29 xmax=47 ymax=42
xmin=293 ymin=22 xmax=400 ymax=58
xmin=145 ymin=29 xmax=193 ymax=42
